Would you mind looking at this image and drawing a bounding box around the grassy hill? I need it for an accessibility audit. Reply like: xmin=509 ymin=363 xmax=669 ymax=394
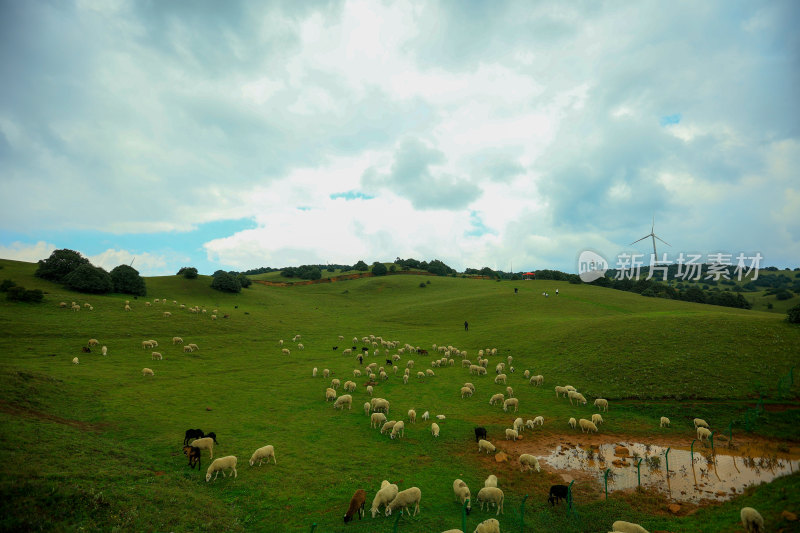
xmin=0 ymin=258 xmax=798 ymax=532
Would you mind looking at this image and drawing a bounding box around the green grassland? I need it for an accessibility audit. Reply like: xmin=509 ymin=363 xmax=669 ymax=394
xmin=0 ymin=258 xmax=798 ymax=532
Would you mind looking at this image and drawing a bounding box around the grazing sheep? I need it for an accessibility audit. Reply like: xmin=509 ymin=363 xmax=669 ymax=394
xmin=281 ymin=348 xmax=290 ymax=356
xmin=88 ymin=338 xmax=99 ymax=347
xmin=693 ymin=418 xmax=709 ymax=429
xmin=506 ymin=386 xmax=514 ymax=398
xmin=101 ymin=346 xmax=107 ymax=356
xmin=523 ymin=369 xmax=531 ymax=379
xmin=72 ymin=357 xmax=79 ymax=365
xmin=473 ymin=518 xmax=500 ymax=533
xmin=573 ymin=393 xmax=588 ymax=406
xmin=494 ymin=373 xmax=507 ymax=385
xmin=164 ymin=311 xmax=172 ymax=318
xmin=426 ymin=369 xmax=435 ymax=377
xmin=142 ymin=340 xmax=154 ymax=349
xmin=187 ymin=343 xmax=198 ymax=352
xmin=334 ymin=394 xmax=353 ymax=410
xmin=183 ymin=445 xmax=201 ymax=469
xmin=502 ymin=398 xmax=518 ymax=412
xmin=474 ymin=427 xmax=487 ymax=442
xmin=530 ymin=375 xmax=544 ymax=386
xmin=548 ymin=485 xmax=568 ymax=506
xmin=371 ymin=412 xmax=387 ymax=428
xmin=312 ymin=367 xmax=318 ymax=377
xmin=390 ymin=420 xmax=405 ymax=439
xmin=353 ymin=369 xmax=362 ymax=378
xmin=513 ymin=417 xmax=524 ymax=433
xmin=555 ymin=386 xmax=568 ymax=397
xmin=370 ymin=481 xmax=399 ymax=518
xmin=183 ymin=345 xmax=193 ymax=353
xmin=740 ymin=507 xmax=764 ymax=533
xmin=476 ymin=487 xmax=504 ymax=515
xmin=331 ymin=378 xmax=341 ymax=389
xmin=205 ymin=456 xmax=237 ymax=482
xmin=578 ymin=418 xmax=598 ymax=433
xmin=489 ymin=393 xmax=505 ymax=406
xmin=422 ymin=410 xmax=430 ymax=421
xmin=249 ymin=445 xmax=276 ymax=466
xmin=184 ymin=428 xmax=204 ymax=445
xmin=436 ymin=414 xmax=446 ymax=420
xmin=372 ymin=398 xmax=390 ymax=413
xmin=385 ymin=486 xmax=421 ymax=517
xmin=381 ymin=421 xmax=397 ymax=435
xmin=532 ymin=416 xmax=544 ymax=427
xmin=569 ymin=417 xmax=577 ymax=429
xmin=519 ymin=454 xmax=541 ymax=472
xmin=325 ymin=388 xmax=337 ymax=402
xmin=660 ymin=417 xmax=670 ymax=428
xmin=697 ymin=427 xmax=712 ymax=441
xmin=191 ymin=437 xmax=215 ymax=459
xmin=453 ymin=479 xmax=471 ymax=514
xmin=461 ymin=386 xmax=473 ymax=399
xmin=431 ymin=422 xmax=440 ymax=437
xmin=610 ymin=521 xmax=649 ymax=533
xmin=297 ymin=343 xmax=304 ymax=350
xmin=363 ymin=401 xmax=371 ymax=415
xmin=151 ymin=352 xmax=162 ymax=360
xmin=408 ymin=409 xmax=417 ymax=423
xmin=505 ymin=428 xmax=518 ymax=441
xmin=366 ymin=385 xmax=374 ymax=396
xmin=344 ymin=381 xmax=356 ymax=392
xmin=594 ymin=398 xmax=609 ymax=412
xmin=323 ymin=369 xmax=330 ymax=378
xmin=591 ymin=414 xmax=604 ymax=426
xmin=343 ymin=489 xmax=367 ymax=523
xmin=478 ymin=440 xmax=495 ymax=454
xmin=142 ymin=367 xmax=154 ymax=376
xmin=484 ymin=475 xmax=497 ymax=488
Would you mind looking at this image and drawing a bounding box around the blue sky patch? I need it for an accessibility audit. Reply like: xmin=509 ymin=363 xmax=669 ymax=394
xmin=329 ymin=191 xmax=375 ymax=201
xmin=660 ymin=113 xmax=682 ymax=126
xmin=465 ymin=211 xmax=495 ymax=237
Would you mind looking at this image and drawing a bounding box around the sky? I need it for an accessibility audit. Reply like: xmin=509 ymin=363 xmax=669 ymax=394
xmin=1 ymin=0 xmax=798 ymax=277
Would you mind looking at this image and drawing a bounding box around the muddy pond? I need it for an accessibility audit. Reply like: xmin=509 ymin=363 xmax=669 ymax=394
xmin=541 ymin=441 xmax=799 ymax=503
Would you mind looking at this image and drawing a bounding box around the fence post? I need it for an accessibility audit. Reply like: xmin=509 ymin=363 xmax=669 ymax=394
xmin=665 ymin=447 xmax=671 ymax=475
xmin=690 ymin=439 xmax=697 ymax=464
xmin=392 ymin=510 xmax=402 ymax=533
xmin=727 ymin=421 xmax=733 ymax=445
xmin=567 ymin=480 xmax=576 ymax=517
xmin=636 ymin=458 xmax=643 ymax=487
xmin=710 ymin=432 xmax=714 ymax=454
xmin=462 ymin=498 xmax=469 ymax=533
xmin=309 ymin=525 xmax=316 ymax=533
xmin=519 ymin=494 xmax=529 ymax=533
xmin=604 ymin=468 xmax=611 ymax=500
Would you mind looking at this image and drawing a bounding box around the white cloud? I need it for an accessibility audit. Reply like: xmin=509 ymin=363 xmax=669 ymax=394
xmin=88 ymin=249 xmax=172 ymax=277
xmin=0 ymin=241 xmax=56 ymax=263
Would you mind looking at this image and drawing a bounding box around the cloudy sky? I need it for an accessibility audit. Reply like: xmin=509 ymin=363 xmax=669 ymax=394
xmin=1 ymin=0 xmax=798 ymax=276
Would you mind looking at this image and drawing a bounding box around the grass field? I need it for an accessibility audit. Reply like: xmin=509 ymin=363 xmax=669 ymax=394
xmin=0 ymin=258 xmax=798 ymax=532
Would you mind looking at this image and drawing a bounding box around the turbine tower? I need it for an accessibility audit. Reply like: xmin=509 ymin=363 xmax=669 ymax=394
xmin=631 ymin=216 xmax=670 ymax=262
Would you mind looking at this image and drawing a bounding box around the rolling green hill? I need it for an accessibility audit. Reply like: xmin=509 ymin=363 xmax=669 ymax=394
xmin=0 ymin=258 xmax=797 ymax=532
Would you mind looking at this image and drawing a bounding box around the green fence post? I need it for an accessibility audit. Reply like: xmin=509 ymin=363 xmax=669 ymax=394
xmin=690 ymin=439 xmax=697 ymax=463
xmin=519 ymin=494 xmax=529 ymax=533
xmin=309 ymin=525 xmax=316 ymax=533
xmin=462 ymin=498 xmax=469 ymax=533
xmin=665 ymin=448 xmax=671 ymax=477
xmin=392 ymin=510 xmax=402 ymax=533
xmin=636 ymin=458 xmax=643 ymax=487
xmin=604 ymin=468 xmax=611 ymax=500
xmin=710 ymin=432 xmax=714 ymax=454
xmin=567 ymin=480 xmax=576 ymax=516
xmin=727 ymin=421 xmax=733 ymax=444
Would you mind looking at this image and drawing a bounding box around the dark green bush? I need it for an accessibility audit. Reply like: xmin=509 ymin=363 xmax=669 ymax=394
xmin=177 ymin=267 xmax=199 ymax=279
xmin=211 ymin=271 xmax=241 ymax=293
xmin=787 ymin=303 xmax=800 ymax=324
xmin=0 ymin=279 xmax=16 ymax=292
xmin=371 ymin=263 xmax=387 ymax=276
xmin=110 ymin=265 xmax=146 ymax=296
xmin=63 ymin=265 xmax=113 ymax=294
xmin=35 ymin=249 xmax=90 ymax=282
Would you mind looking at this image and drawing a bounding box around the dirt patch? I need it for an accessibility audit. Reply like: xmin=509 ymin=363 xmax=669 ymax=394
xmin=0 ymin=400 xmax=109 ymax=433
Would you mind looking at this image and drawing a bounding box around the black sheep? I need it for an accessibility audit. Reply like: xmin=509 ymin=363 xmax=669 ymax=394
xmin=184 ymin=428 xmax=204 ymax=446
xmin=474 ymin=426 xmax=487 ymax=442
xmin=203 ymin=431 xmax=219 ymax=444
xmin=548 ymin=484 xmax=569 ymax=506
xmin=183 ymin=445 xmax=201 ymax=469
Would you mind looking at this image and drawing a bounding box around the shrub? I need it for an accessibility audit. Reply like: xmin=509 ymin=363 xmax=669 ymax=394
xmin=787 ymin=303 xmax=800 ymax=324
xmin=211 ymin=271 xmax=241 ymax=293
xmin=35 ymin=249 xmax=90 ymax=282
xmin=110 ymin=265 xmax=146 ymax=296
xmin=0 ymin=279 xmax=16 ymax=292
xmin=775 ymin=289 xmax=793 ymax=301
xmin=238 ymin=274 xmax=252 ymax=288
xmin=177 ymin=267 xmax=199 ymax=279
xmin=371 ymin=263 xmax=387 ymax=276
xmin=63 ymin=265 xmax=113 ymax=294
xmin=354 ymin=260 xmax=369 ymax=272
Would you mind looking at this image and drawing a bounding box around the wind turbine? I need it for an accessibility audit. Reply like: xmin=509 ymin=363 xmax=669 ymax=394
xmin=631 ymin=216 xmax=670 ymax=262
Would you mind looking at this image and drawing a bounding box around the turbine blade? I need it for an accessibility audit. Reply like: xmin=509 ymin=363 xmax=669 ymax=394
xmin=630 ymin=236 xmax=649 ymax=245
xmin=651 ymin=215 xmax=655 ymax=233
xmin=654 ymin=235 xmax=671 ymax=247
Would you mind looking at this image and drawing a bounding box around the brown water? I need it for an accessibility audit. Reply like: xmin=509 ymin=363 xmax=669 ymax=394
xmin=541 ymin=441 xmax=799 ymax=503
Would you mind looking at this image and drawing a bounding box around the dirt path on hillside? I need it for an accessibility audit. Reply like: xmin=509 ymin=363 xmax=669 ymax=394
xmin=0 ymin=399 xmax=110 ymax=432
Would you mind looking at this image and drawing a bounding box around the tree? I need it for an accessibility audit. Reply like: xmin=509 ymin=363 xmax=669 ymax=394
xmin=110 ymin=265 xmax=146 ymax=296
xmin=211 ymin=271 xmax=241 ymax=293
xmin=372 ymin=262 xmax=388 ymax=276
xmin=787 ymin=303 xmax=800 ymax=324
xmin=35 ymin=249 xmax=90 ymax=282
xmin=177 ymin=267 xmax=198 ymax=279
xmin=6 ymin=286 xmax=43 ymax=302
xmin=237 ymin=273 xmax=252 ymax=288
xmin=354 ymin=260 xmax=369 ymax=271
xmin=63 ymin=264 xmax=113 ymax=294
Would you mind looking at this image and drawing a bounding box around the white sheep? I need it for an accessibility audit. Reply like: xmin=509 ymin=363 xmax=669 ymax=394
xmin=390 ymin=420 xmax=405 ymax=439
xmin=371 ymin=412 xmax=387 ymax=428
xmin=461 ymin=386 xmax=473 ymax=399
xmin=530 ymin=375 xmax=544 ymax=386
xmin=478 ymin=440 xmax=495 ymax=454
xmin=192 ymin=437 xmax=214 ymax=459
xmin=579 ymin=418 xmax=598 ymax=433
xmin=436 ymin=414 xmax=446 ymax=420
xmin=72 ymin=357 xmax=79 ymax=365
xmin=569 ymin=417 xmax=577 ymax=429
xmin=476 ymin=487 xmax=504 ymax=515
xmin=249 ymin=445 xmax=276 ymax=466
xmin=610 ymin=521 xmax=649 ymax=533
xmin=408 ymin=409 xmax=417 ymax=423
xmin=370 ymin=481 xmax=399 ymax=518
xmin=494 ymin=373 xmax=507 ymax=385
xmin=142 ymin=367 xmax=154 ymax=376
xmin=353 ymin=369 xmax=362 ymax=378
xmin=372 ymin=398 xmax=389 ymax=413
xmin=206 ymin=456 xmax=237 ymax=482
xmin=506 ymin=386 xmax=514 ymax=398
xmin=523 ymin=369 xmax=531 ymax=379
xmin=381 ymin=421 xmax=397 ymax=435
xmin=591 ymin=414 xmax=604 ymax=426
xmin=334 ymin=394 xmax=353 ymax=410
xmin=323 ymin=369 xmax=330 ymax=378
xmin=489 ymin=393 xmax=505 ymax=406
xmin=505 ymin=428 xmax=518 ymax=440
xmin=502 ymin=398 xmax=518 ymax=412
xmin=693 ymin=418 xmax=709 ymax=429
xmin=431 ymin=422 xmax=440 ymax=437
xmin=187 ymin=343 xmax=198 ymax=352
xmin=88 ymin=338 xmax=99 ymax=347
xmin=281 ymin=348 xmax=290 ymax=356
xmin=385 ymin=487 xmax=421 ymax=516
xmin=403 ymin=375 xmax=409 ymax=384
xmin=151 ymin=352 xmax=162 ymax=360
xmin=555 ymin=385 xmax=568 ymax=397
xmin=532 ymin=416 xmax=544 ymax=427
xmin=422 ymin=410 xmax=430 ymax=421
xmin=473 ymin=518 xmax=500 ymax=533
xmin=740 ymin=507 xmax=764 ymax=533
xmin=513 ymin=417 xmax=524 ymax=433
xmin=453 ymin=479 xmax=471 ymax=512
xmin=426 ymin=369 xmax=435 ymax=377
xmin=484 ymin=475 xmax=497 ymax=488
xmin=594 ymin=398 xmax=609 ymax=412
xmin=164 ymin=311 xmax=172 ymax=318
xmin=325 ymin=388 xmax=337 ymax=402
xmin=697 ymin=427 xmax=712 ymax=441
xmin=519 ymin=454 xmax=541 ymax=472
xmin=464 ymin=382 xmax=475 ymax=393
xmin=312 ymin=367 xmax=318 ymax=377
xmin=297 ymin=343 xmax=304 ymax=350
xmin=331 ymin=378 xmax=341 ymax=389
xmin=344 ymin=381 xmax=356 ymax=392
xmin=101 ymin=346 xmax=107 ymax=356
xmin=660 ymin=417 xmax=670 ymax=428
xmin=364 ymin=402 xmax=372 ymax=416
xmin=183 ymin=345 xmax=193 ymax=353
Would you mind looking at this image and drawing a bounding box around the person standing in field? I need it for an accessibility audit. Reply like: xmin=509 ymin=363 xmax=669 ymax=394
xmin=464 ymin=321 xmax=469 ymax=331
